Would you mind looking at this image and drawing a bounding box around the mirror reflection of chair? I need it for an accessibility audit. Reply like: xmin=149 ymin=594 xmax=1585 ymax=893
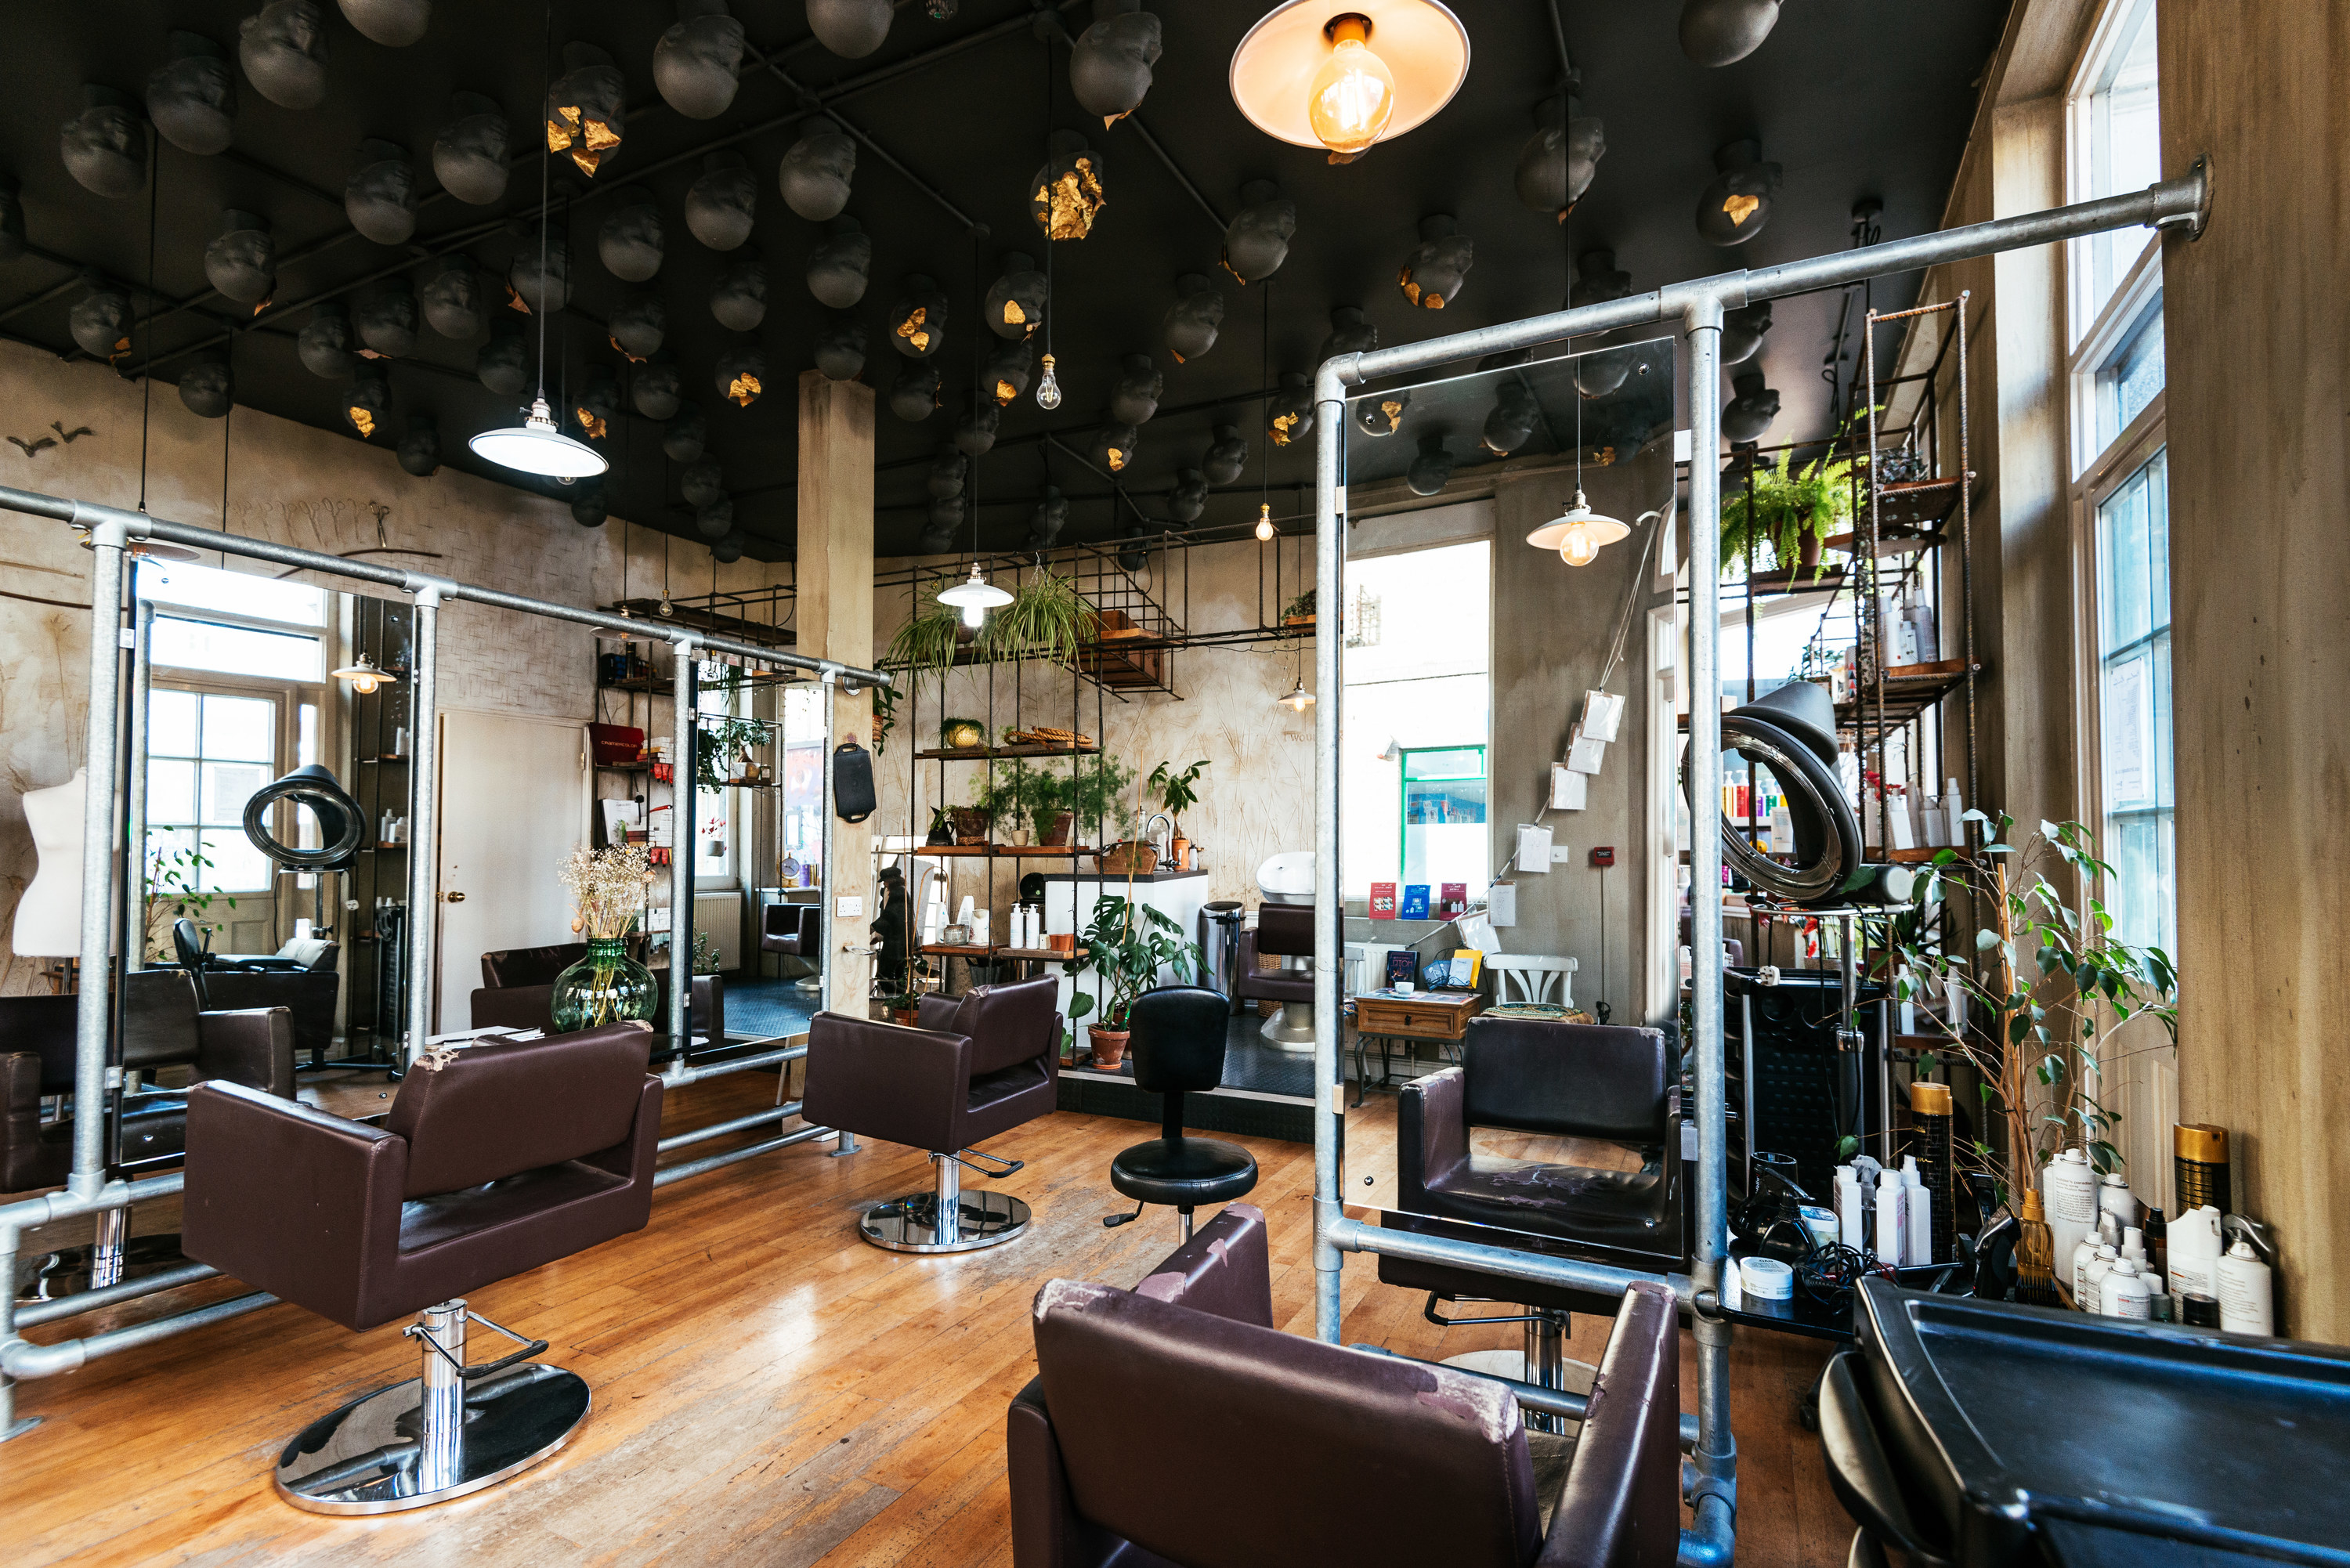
xmin=802 ymin=976 xmax=1060 ymax=1253
xmin=181 ymin=1024 xmax=662 ymax=1513
xmin=1235 ymin=903 xmax=1315 ymax=1048
xmin=1101 ymin=987 xmax=1259 ymax=1242
xmin=759 ymin=901 xmax=822 ymax=993
xmin=1489 ymin=954 xmax=1579 ymax=1010
xmin=1012 ymin=1205 xmax=1685 ymax=1568
xmin=1378 ymin=1016 xmax=1683 ymax=1425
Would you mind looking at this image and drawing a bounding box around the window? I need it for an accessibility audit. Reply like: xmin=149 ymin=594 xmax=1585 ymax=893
xmin=2093 ymin=448 xmax=2173 ymax=954
xmin=146 ymin=688 xmax=279 ymax=894
xmin=2066 ymin=0 xmax=2162 ymax=339
xmin=137 ymin=559 xmax=325 ymax=681
xmin=1340 ymin=539 xmax=1491 ymax=898
xmin=779 ymin=683 xmax=825 ymax=886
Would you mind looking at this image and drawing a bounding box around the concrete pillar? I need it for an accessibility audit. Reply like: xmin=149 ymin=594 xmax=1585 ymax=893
xmin=797 ymin=369 xmax=877 ymax=1019
xmin=2161 ymin=0 xmax=2350 ymax=1339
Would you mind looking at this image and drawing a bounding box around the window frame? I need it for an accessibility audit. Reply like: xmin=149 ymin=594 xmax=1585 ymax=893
xmin=2062 ymin=0 xmax=2164 ymax=349
xmin=1396 ymin=743 xmax=1490 ymax=890
xmin=145 ymin=677 xmax=302 ymax=898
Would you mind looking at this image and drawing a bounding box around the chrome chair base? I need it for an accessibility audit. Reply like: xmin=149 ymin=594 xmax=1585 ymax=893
xmin=859 ymin=1190 xmax=1030 ymax=1254
xmin=1260 ymin=999 xmax=1315 ymax=1050
xmin=275 ymin=1364 xmax=590 ymax=1515
xmin=14 ymin=1233 xmax=188 ymax=1305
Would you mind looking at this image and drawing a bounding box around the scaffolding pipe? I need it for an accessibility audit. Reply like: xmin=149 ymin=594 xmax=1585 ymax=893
xmin=1324 ymin=1215 xmax=1685 ymax=1305
xmin=15 ymin=1259 xmax=219 ymax=1331
xmin=652 ymin=1122 xmax=834 ymax=1187
xmin=2 ymin=1291 xmax=278 ymax=1381
xmin=670 ymin=637 xmax=698 ymax=1058
xmin=123 ymin=599 xmax=152 ymax=977
xmin=659 ymin=1101 xmax=805 ymax=1153
xmin=403 ymin=583 xmax=443 ymax=1064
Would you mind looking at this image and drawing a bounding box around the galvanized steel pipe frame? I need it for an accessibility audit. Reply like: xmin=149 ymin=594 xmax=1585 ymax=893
xmin=1311 ymin=167 xmax=2207 ymax=1566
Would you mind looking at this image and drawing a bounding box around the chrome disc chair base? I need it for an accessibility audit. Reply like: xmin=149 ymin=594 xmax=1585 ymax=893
xmin=859 ymin=1151 xmax=1030 ymax=1255
xmin=1429 ymin=1299 xmax=1593 ymax=1436
xmin=275 ymin=1300 xmax=588 ymax=1516
xmin=1260 ymin=999 xmax=1315 ymax=1050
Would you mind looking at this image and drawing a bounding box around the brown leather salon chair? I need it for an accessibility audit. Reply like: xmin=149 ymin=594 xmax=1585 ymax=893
xmin=1010 ymin=1205 xmax=1684 ymax=1568
xmin=760 ymin=901 xmax=822 ymax=991
xmin=801 ymin=975 xmax=1059 ymax=1253
xmin=1233 ymin=902 xmax=1314 ymax=1046
xmin=1379 ymin=1016 xmax=1684 ymax=1423
xmin=182 ymin=1024 xmax=661 ymax=1513
xmin=1101 ymin=986 xmax=1258 ymax=1242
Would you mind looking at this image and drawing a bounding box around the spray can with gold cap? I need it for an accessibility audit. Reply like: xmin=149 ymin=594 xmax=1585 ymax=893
xmin=2175 ymin=1123 xmax=2230 ymax=1214
xmin=1907 ymin=1079 xmax=1956 ymax=1264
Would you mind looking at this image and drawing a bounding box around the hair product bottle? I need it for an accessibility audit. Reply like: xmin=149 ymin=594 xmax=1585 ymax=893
xmin=2218 ymin=1238 xmax=2274 ymax=1335
xmin=2103 ymin=1256 xmax=2152 ymax=1318
xmin=2014 ymin=1190 xmax=2059 ymax=1306
xmin=2042 ymin=1148 xmax=2099 ymax=1274
xmin=2168 ymin=1205 xmax=2225 ymax=1299
xmin=1901 ymin=1156 xmax=1933 ymax=1266
xmin=2174 ymin=1123 xmax=2231 ymax=1214
xmin=1875 ymin=1167 xmax=1907 ymax=1267
xmin=2097 ymin=1169 xmax=2140 ymax=1234
xmin=1907 ymin=1082 xmax=1955 ymax=1263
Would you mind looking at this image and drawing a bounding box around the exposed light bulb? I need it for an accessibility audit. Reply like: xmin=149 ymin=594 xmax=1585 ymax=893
xmin=659 ymin=595 xmax=674 ymax=617
xmin=350 ymin=672 xmax=380 ymax=695
xmin=1307 ymin=16 xmax=1395 ymax=160
xmin=1559 ymin=526 xmax=1601 ymax=568
xmin=1282 ymin=681 xmax=1316 ymax=713
xmin=960 ymin=601 xmax=986 ymax=630
xmin=1255 ymin=504 xmax=1274 ymax=542
xmin=1035 ymin=352 xmax=1062 ymax=410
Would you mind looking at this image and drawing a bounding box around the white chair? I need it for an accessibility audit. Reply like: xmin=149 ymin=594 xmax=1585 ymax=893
xmin=1489 ymin=954 xmax=1578 ymax=1008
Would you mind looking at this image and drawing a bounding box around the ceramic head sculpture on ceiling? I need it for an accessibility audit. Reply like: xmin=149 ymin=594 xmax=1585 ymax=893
xmin=340 ymin=0 xmax=432 ymax=48
xmin=546 ymin=43 xmax=626 ymax=176
xmin=432 ymin=92 xmax=511 ymax=205
xmin=569 ymin=475 xmax=607 ymax=526
xmin=60 ymin=87 xmax=146 ymax=198
xmin=1397 ymin=215 xmax=1473 ymax=309
xmin=69 ymin=272 xmax=132 ymax=360
xmin=1679 ymin=0 xmax=1782 ymax=67
xmin=1569 ymin=250 xmax=1636 ymax=396
xmin=710 ymin=532 xmax=743 ymax=563
xmin=1091 ymin=421 xmax=1141 ymax=474
xmin=179 ymin=356 xmax=233 ymax=418
xmin=0 ymin=179 xmax=28 ymax=263
xmin=1514 ymin=92 xmax=1607 ymax=222
xmin=654 ymin=0 xmax=746 ymax=120
xmin=1267 ymin=372 xmax=1314 ymax=447
xmin=984 ymin=251 xmax=1048 ymax=340
xmin=1030 ymin=486 xmax=1070 ymax=546
xmin=609 ymin=291 xmax=665 ymax=359
xmin=147 ymin=33 xmax=238 ymax=157
xmin=1722 ymin=370 xmax=1780 ymax=445
xmin=418 ymin=255 xmax=483 ymax=338
xmin=985 ymin=336 xmax=1032 ymax=405
xmin=1354 ymin=386 xmax=1411 ymax=438
xmin=396 ymin=413 xmax=442 ymax=475
xmin=681 ymin=456 xmax=726 ymax=507
xmin=709 ymin=258 xmax=768 ymax=331
xmin=1318 ymin=305 xmax=1376 ymax=363
xmin=685 ymin=153 xmax=757 ymax=249
xmin=344 ymin=363 xmax=392 ymax=438
xmin=954 ymin=399 xmax=999 ymax=457
xmin=918 ymin=494 xmax=961 ymax=553
xmin=1070 ymin=0 xmax=1161 ymax=127
xmin=663 ymin=402 xmax=707 ymax=461
xmin=598 ymin=190 xmax=665 ymax=280
xmin=812 ymin=312 xmax=867 ymax=381
xmin=927 ymin=444 xmax=967 ymax=500
xmin=1162 ymin=273 xmax=1223 ymax=363
xmin=1202 ymin=422 xmax=1247 ymax=485
xmin=508 ymin=226 xmax=571 ymax=313
xmin=475 ymin=319 xmax=526 ymax=392
xmin=1166 ymin=469 xmax=1206 ymax=523
xmin=714 ymin=342 xmax=767 ymax=407
xmin=240 ymin=1 xmax=331 ymax=111
xmin=889 ymin=359 xmax=941 ymax=422
xmin=1407 ymin=433 xmax=1455 ymax=496
xmin=780 ymin=117 xmax=857 ymax=222
xmin=805 ymin=217 xmax=870 ymax=307
xmin=1030 ymin=130 xmax=1107 ymax=241
xmin=1108 ymin=354 xmax=1162 ymax=425
xmin=345 ymin=139 xmax=419 ymax=244
xmin=354 ymin=275 xmax=418 ymax=358
xmin=1220 ymin=180 xmax=1294 ymax=283
xmin=807 ymin=0 xmax=893 ymax=60
xmin=1696 ymin=139 xmax=1782 ymax=246
xmin=1719 ymin=299 xmax=1773 ymax=366
xmin=301 ymin=300 xmax=357 ymax=380
xmin=1480 ymin=379 xmax=1542 ymax=456
xmin=631 ymin=357 xmax=682 ymax=420
xmin=204 ymin=210 xmax=276 ymax=305
xmin=888 ymin=274 xmax=946 ymax=358
xmin=696 ymin=497 xmax=733 ymax=540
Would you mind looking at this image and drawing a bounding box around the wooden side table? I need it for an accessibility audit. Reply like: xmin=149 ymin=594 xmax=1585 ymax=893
xmin=1350 ymin=988 xmax=1483 ymax=1104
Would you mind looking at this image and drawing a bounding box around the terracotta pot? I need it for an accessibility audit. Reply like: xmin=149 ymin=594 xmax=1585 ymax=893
xmin=1094 ymin=840 xmax=1159 ymax=876
xmin=1798 ymin=529 xmax=1823 ymax=570
xmin=1087 ymin=1026 xmax=1130 ymax=1070
xmin=1170 ymin=836 xmax=1190 ymax=869
xmin=1039 ymin=810 xmax=1075 ymax=847
xmin=947 ymin=807 xmax=992 ymax=845
xmin=891 ymin=1007 xmax=920 ymax=1027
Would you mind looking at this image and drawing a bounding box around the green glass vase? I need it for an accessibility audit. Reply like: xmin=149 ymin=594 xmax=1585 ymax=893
xmin=549 ymin=937 xmax=658 ymax=1033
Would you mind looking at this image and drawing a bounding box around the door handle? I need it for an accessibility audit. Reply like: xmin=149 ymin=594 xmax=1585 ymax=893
xmin=444 ymin=891 xmax=466 ymax=903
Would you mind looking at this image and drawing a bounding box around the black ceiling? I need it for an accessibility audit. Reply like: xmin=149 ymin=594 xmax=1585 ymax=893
xmin=1 ymin=0 xmax=2010 ymax=562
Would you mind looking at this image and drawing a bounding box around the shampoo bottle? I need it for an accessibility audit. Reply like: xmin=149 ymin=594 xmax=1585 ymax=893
xmin=2098 ymin=1170 xmax=2141 ymax=1234
xmin=2103 ymin=1257 xmax=2153 ymax=1319
xmin=2167 ymin=1205 xmax=2225 ymax=1299
xmin=1835 ymin=1165 xmax=1865 ymax=1251
xmin=2043 ymin=1149 xmax=2099 ymax=1270
xmin=2218 ymin=1238 xmax=2274 ymax=1335
xmin=1901 ymin=1157 xmax=1933 ymax=1266
xmin=1875 ymin=1169 xmax=1907 ymax=1266
xmin=2084 ymin=1244 xmax=2119 ymax=1312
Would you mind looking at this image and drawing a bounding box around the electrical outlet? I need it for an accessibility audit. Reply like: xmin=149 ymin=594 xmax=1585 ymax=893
xmin=835 ymin=894 xmax=863 ymax=918
xmin=1549 ymin=844 xmax=1574 ymax=864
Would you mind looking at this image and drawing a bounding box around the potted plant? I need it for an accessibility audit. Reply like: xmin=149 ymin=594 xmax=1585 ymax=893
xmin=974 ymin=760 xmax=1050 ymax=845
xmin=945 ymin=803 xmax=992 ymax=845
xmin=1068 ymin=895 xmax=1199 ymax=1069
xmin=939 ymin=716 xmax=987 ymax=751
xmin=924 ymin=804 xmax=955 ymax=846
xmin=142 ymin=841 xmax=236 ymax=963
xmin=1148 ymin=757 xmax=1209 ymax=866
xmin=550 ymin=843 xmax=660 ymax=1031
xmin=1719 ymin=411 xmax=1872 ymax=576
xmin=1043 ymin=753 xmax=1137 ymax=851
xmin=983 ymin=567 xmax=1085 ymax=667
xmin=881 ymin=991 xmax=921 ymax=1027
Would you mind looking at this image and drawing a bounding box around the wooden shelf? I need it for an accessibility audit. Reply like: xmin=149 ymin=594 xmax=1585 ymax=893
xmin=913 ymin=742 xmax=1101 ymax=761
xmin=920 ymin=943 xmax=1089 ymax=961
xmin=1835 ymin=660 xmax=1983 ymax=732
xmin=356 ymin=755 xmax=411 ymax=764
xmin=892 ymin=844 xmax=1095 ymax=858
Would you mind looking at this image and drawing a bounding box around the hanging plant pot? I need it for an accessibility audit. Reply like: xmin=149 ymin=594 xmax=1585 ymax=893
xmin=147 ymin=33 xmax=237 ymax=157
xmin=696 ymin=498 xmax=733 ymax=540
xmin=240 ymin=1 xmax=331 ymax=112
xmin=889 ymin=360 xmax=941 ymax=422
xmin=709 ymin=258 xmax=768 ymax=331
xmin=663 ymin=403 xmax=707 ymax=461
xmin=1723 ymin=370 xmax=1780 ymax=445
xmin=1480 ymin=381 xmax=1541 ymax=456
xmin=1680 ymin=0 xmax=1783 ymax=67
xmin=812 ymin=312 xmax=866 ymax=381
xmin=1354 ymin=387 xmax=1411 ymax=438
xmin=69 ymin=273 xmax=132 ymax=362
xmin=353 ymin=276 xmax=418 ymax=359
xmin=1162 ymin=273 xmax=1223 ymax=363
xmin=573 ymin=369 xmax=621 ymax=443
xmin=60 ymin=87 xmax=146 ymax=199
xmin=508 ymin=227 xmax=570 ymax=313
xmin=681 ymin=457 xmax=726 ymax=508
xmin=545 ymin=43 xmax=626 ymax=177
xmin=396 ymin=413 xmax=441 ymax=476
xmin=1408 ymin=433 xmax=1455 ymax=496
xmin=1397 ymin=215 xmax=1473 ymax=309
xmin=340 ymin=0 xmax=432 ymax=47
xmin=888 ymin=274 xmax=946 ymax=359
xmin=779 ymin=117 xmax=856 ymax=222
xmin=1318 ymin=304 xmax=1376 ymax=363
xmin=806 ymin=217 xmax=870 ymax=307
xmin=1515 ymin=93 xmax=1606 ymax=221
xmin=1720 ymin=300 xmax=1773 ymax=367
xmin=1267 ymin=372 xmax=1314 ymax=448
xmin=432 ymin=92 xmax=510 ymax=205
xmin=953 ymin=399 xmax=999 ymax=457
xmin=179 ymin=356 xmax=233 ymax=419
xmin=344 ymin=365 xmax=392 ymax=439
xmin=569 ymin=476 xmax=607 ymax=526
xmin=419 ymin=256 xmax=483 ymax=339
xmin=985 ymin=337 xmax=1032 ymax=405
xmin=204 ymin=210 xmax=277 ymax=307
xmin=474 ymin=320 xmax=526 ymax=393
xmin=631 ymin=357 xmax=682 ymax=420
xmin=927 ymin=445 xmax=967 ymax=500
xmin=711 ymin=533 xmax=744 ymax=564
xmin=1166 ymin=469 xmax=1206 ymax=522
xmin=345 ymin=139 xmax=419 ymax=245
xmin=714 ymin=343 xmax=767 ymax=407
xmin=1091 ymin=421 xmax=1141 ymax=474
xmin=1070 ymin=0 xmax=1162 ymax=127
xmin=1108 ymin=355 xmax=1162 ymax=425
xmin=300 ymin=301 xmax=357 ymax=380
xmin=684 ymin=153 xmax=756 ymax=251
xmin=807 ymin=0 xmax=893 ymax=60
xmin=609 ymin=292 xmax=665 ymax=359
xmin=654 ymin=0 xmax=746 ymax=120
xmin=1220 ymin=180 xmax=1294 ymax=283
xmin=984 ymin=251 xmax=1048 ymax=340
xmin=1029 ymin=486 xmax=1069 ymax=547
xmin=598 ymin=190 xmax=665 ymax=281
xmin=1029 ymin=130 xmax=1107 ymax=241
xmin=1202 ymin=423 xmax=1248 ymax=486
xmin=1695 ymin=139 xmax=1781 ymax=247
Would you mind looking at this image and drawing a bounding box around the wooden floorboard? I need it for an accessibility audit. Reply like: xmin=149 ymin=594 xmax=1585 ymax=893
xmin=1 ymin=1075 xmax=1849 ymax=1566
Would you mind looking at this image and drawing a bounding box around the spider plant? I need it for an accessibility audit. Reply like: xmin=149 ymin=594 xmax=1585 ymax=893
xmin=983 ymin=567 xmax=1084 ymax=667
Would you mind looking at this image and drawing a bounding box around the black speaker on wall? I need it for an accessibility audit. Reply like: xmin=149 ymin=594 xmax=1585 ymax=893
xmin=831 ymin=740 xmax=876 ymax=823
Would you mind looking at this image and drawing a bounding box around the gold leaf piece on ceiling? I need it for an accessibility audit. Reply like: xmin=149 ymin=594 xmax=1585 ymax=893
xmin=1723 ymin=193 xmax=1760 ymax=226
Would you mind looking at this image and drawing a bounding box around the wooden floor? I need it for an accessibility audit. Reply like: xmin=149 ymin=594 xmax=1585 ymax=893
xmin=2 ymin=1072 xmax=1856 ymax=1566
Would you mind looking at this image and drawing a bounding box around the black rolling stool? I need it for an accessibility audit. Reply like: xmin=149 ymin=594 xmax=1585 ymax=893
xmin=1103 ymin=987 xmax=1259 ymax=1242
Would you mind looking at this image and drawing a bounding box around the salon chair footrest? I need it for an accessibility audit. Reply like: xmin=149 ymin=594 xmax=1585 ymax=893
xmin=275 ymin=1363 xmax=590 ymax=1515
xmin=859 ymin=1190 xmax=1030 ymax=1255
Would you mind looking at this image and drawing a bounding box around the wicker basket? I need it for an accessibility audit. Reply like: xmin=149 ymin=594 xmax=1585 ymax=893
xmin=1094 ymin=840 xmax=1160 ymax=876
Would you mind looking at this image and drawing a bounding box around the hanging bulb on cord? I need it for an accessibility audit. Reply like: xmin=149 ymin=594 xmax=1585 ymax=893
xmin=959 ymin=599 xmax=986 ymax=630
xmin=1035 ymin=352 xmax=1061 ymax=410
xmin=1307 ymin=15 xmax=1395 ymax=161
xmin=1255 ymin=503 xmax=1274 ymax=541
xmin=1525 ymin=490 xmax=1629 ymax=568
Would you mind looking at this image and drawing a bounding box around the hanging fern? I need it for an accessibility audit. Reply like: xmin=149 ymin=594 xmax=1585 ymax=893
xmin=984 ymin=568 xmax=1083 ymax=667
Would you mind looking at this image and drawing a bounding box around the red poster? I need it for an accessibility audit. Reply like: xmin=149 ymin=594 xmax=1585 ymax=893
xmin=1440 ymin=883 xmax=1467 ymax=918
xmin=1368 ymin=882 xmax=1397 ymax=919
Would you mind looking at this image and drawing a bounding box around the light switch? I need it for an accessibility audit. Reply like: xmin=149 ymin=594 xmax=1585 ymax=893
xmin=1548 ymin=844 xmax=1574 ymax=864
xmin=835 ymin=894 xmax=863 ymax=918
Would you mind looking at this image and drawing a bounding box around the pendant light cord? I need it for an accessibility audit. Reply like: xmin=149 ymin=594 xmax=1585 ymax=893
xmin=534 ymin=0 xmax=554 ymax=404
xmin=137 ymin=133 xmax=158 ymax=513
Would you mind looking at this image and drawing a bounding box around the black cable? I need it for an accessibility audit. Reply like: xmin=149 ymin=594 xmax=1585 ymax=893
xmin=137 ymin=131 xmax=158 ymax=513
